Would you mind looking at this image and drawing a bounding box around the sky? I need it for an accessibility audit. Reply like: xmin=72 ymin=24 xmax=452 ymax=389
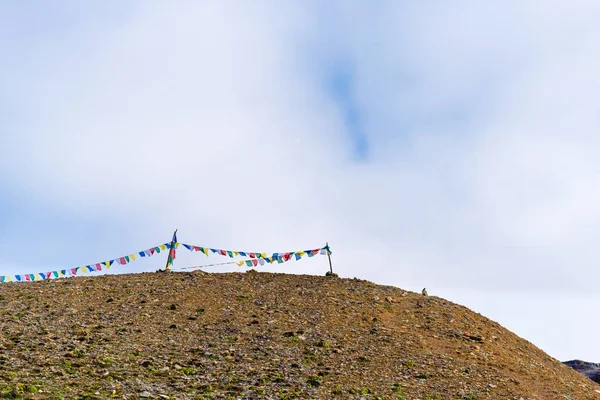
xmin=1 ymin=0 xmax=600 ymax=362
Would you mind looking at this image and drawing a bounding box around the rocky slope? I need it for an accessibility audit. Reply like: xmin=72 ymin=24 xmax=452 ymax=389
xmin=0 ymin=270 xmax=598 ymax=399
xmin=565 ymin=360 xmax=600 ymax=384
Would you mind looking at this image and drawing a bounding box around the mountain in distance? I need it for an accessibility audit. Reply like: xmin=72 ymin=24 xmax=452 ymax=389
xmin=565 ymin=360 xmax=600 ymax=384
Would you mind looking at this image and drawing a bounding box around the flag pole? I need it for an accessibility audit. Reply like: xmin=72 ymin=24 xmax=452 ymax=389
xmin=165 ymin=229 xmax=178 ymax=271
xmin=326 ymin=242 xmax=333 ymax=274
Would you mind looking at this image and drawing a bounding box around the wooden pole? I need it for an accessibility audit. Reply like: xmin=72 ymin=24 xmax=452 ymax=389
xmin=326 ymin=242 xmax=333 ymax=274
xmin=164 ymin=229 xmax=178 ymax=271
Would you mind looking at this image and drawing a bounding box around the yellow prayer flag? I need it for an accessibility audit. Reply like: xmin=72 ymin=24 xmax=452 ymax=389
xmin=130 ymin=254 xmax=136 ymax=261
xmin=236 ymin=261 xmax=244 ymax=267
xmin=159 ymin=244 xmax=167 ymax=251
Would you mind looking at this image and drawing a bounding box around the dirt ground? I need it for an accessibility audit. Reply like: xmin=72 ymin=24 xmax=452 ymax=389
xmin=0 ymin=270 xmax=597 ymax=399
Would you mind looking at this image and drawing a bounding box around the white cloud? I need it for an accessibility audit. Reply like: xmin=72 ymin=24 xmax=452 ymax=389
xmin=2 ymin=0 xmax=600 ymax=361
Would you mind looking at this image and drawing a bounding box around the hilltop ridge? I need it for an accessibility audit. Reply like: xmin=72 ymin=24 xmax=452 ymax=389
xmin=0 ymin=271 xmax=598 ymax=399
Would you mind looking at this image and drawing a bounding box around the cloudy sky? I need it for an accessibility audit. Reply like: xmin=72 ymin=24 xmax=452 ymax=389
xmin=2 ymin=1 xmax=600 ymax=361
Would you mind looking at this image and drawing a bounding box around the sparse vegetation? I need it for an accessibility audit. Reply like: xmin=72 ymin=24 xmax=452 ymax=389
xmin=0 ymin=271 xmax=594 ymax=399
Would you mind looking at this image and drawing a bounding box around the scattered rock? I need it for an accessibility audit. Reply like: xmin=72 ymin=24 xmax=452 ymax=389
xmin=0 ymin=271 xmax=593 ymax=399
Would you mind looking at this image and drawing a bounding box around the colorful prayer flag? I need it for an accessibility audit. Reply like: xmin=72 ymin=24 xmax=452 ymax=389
xmin=166 ymin=232 xmax=178 ymax=269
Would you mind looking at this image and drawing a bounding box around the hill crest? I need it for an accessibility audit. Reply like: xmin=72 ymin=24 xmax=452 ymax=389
xmin=0 ymin=270 xmax=598 ymax=399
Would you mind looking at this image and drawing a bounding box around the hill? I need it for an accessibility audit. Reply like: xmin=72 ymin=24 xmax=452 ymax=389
xmin=565 ymin=361 xmax=600 ymax=384
xmin=0 ymin=270 xmax=598 ymax=399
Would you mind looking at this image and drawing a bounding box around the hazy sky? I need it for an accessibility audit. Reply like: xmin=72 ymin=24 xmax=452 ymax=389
xmin=2 ymin=1 xmax=600 ymax=361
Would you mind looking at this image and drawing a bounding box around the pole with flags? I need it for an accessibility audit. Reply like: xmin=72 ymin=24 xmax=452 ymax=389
xmin=165 ymin=229 xmax=178 ymax=271
xmin=325 ymin=242 xmax=334 ymax=275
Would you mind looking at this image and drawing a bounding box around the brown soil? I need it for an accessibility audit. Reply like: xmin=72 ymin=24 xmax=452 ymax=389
xmin=0 ymin=271 xmax=598 ymax=399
